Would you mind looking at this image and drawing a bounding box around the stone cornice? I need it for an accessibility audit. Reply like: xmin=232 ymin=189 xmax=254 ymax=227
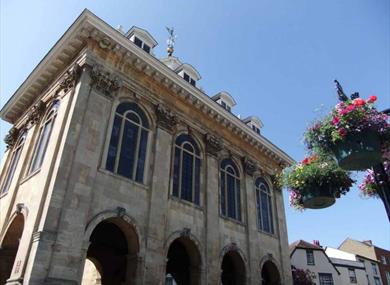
xmin=0 ymin=9 xmax=294 ymax=166
xmin=204 ymin=133 xmax=223 ymax=156
xmin=155 ymin=104 xmax=177 ymax=132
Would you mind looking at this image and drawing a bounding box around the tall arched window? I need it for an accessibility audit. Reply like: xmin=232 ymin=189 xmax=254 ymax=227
xmin=1 ymin=132 xmax=26 ymax=195
xmin=106 ymin=102 xmax=150 ymax=183
xmin=28 ymin=100 xmax=59 ymax=174
xmin=255 ymin=178 xmax=274 ymax=234
xmin=220 ymin=159 xmax=241 ymax=221
xmin=172 ymin=134 xmax=201 ymax=205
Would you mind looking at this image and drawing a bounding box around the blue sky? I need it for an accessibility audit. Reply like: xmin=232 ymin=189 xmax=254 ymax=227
xmin=1 ymin=1 xmax=389 ymax=249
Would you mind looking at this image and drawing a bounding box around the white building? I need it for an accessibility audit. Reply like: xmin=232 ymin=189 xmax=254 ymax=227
xmin=326 ymin=247 xmax=369 ymax=285
xmin=290 ymin=240 xmax=340 ymax=285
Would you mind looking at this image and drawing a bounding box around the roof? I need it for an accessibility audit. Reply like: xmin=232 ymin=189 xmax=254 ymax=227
xmin=211 ymin=91 xmax=237 ymax=106
xmin=0 ymin=9 xmax=295 ymax=166
xmin=175 ymin=63 xmax=201 ymax=80
xmin=289 ymin=240 xmax=322 ymax=253
xmin=242 ymin=116 xmax=264 ymax=128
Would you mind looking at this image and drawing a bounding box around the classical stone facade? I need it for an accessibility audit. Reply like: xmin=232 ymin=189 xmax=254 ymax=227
xmin=0 ymin=10 xmax=294 ymax=285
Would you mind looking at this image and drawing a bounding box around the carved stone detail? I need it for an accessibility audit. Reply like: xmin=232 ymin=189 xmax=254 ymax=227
xmin=204 ymin=133 xmax=223 ymax=156
xmin=57 ymin=64 xmax=82 ymax=94
xmin=116 ymin=206 xmax=126 ymax=218
xmin=16 ymin=203 xmax=25 ymax=214
xmin=243 ymin=157 xmax=257 ymax=176
xmin=90 ymin=65 xmax=122 ymax=97
xmin=27 ymin=100 xmax=46 ymax=126
xmin=155 ymin=104 xmax=177 ymax=132
xmin=4 ymin=127 xmax=20 ymax=149
xmin=180 ymin=227 xmax=191 ymax=237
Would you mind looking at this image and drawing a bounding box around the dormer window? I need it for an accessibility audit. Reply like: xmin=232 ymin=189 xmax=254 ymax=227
xmin=212 ymin=91 xmax=236 ymax=113
xmin=126 ymin=26 xmax=158 ymax=55
xmin=243 ymin=116 xmax=263 ymax=135
xmin=183 ymin=72 xmax=196 ymax=86
xmin=133 ymin=36 xmax=151 ymax=53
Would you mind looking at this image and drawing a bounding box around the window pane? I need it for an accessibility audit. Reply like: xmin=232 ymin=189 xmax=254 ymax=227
xmin=126 ymin=112 xmax=140 ymax=124
xmin=172 ymin=147 xmax=181 ymax=197
xmin=319 ymin=273 xmax=334 ymax=285
xmin=30 ymin=119 xmax=54 ymax=173
xmin=190 ymin=79 xmax=196 ymax=86
xmin=261 ymin=191 xmax=270 ymax=232
xmin=183 ymin=142 xmax=194 ymax=153
xmin=180 ymin=151 xmax=193 ymax=202
xmin=134 ymin=37 xmax=142 ymax=47
xmin=194 ymin=157 xmax=200 ymax=205
xmin=143 ymin=44 xmax=151 ymax=53
xmin=221 ymin=172 xmax=225 ymax=216
xmin=227 ymin=174 xmax=236 ymax=219
xmin=268 ymin=195 xmax=274 ymax=234
xmin=135 ymin=129 xmax=148 ymax=183
xmin=256 ymin=190 xmax=262 ymax=229
xmin=106 ymin=115 xmax=121 ymax=172
xmin=117 ymin=121 xmax=138 ymax=179
xmin=1 ymin=146 xmax=23 ymax=194
xmin=183 ymin=73 xmax=190 ymax=82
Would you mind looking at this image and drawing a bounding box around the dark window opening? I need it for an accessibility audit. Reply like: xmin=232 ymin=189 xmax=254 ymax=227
xmin=134 ymin=37 xmax=143 ymax=48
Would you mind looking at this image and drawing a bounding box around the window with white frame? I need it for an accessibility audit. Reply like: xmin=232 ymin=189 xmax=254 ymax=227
xmin=386 ymin=271 xmax=390 ymax=284
xmin=172 ymin=134 xmax=201 ymax=205
xmin=133 ymin=36 xmax=151 ymax=53
xmin=319 ymin=273 xmax=334 ymax=285
xmin=348 ymin=268 xmax=357 ymax=283
xmin=381 ymin=256 xmax=387 ymax=265
xmin=106 ymin=102 xmax=150 ymax=183
xmin=374 ymin=277 xmax=380 ymax=285
xmin=28 ymin=101 xmax=59 ymax=174
xmin=220 ymin=159 xmax=241 ymax=221
xmin=183 ymin=72 xmax=196 ymax=86
xmin=255 ymin=178 xmax=274 ymax=234
xmin=1 ymin=132 xmax=26 ymax=195
xmin=306 ymin=249 xmax=315 ymax=265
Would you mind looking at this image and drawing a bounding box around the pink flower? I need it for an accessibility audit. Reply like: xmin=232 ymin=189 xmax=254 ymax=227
xmin=367 ymin=95 xmax=377 ymax=103
xmin=332 ymin=116 xmax=340 ymax=125
xmin=353 ymin=98 xmax=366 ymax=106
xmin=338 ymin=128 xmax=347 ymax=137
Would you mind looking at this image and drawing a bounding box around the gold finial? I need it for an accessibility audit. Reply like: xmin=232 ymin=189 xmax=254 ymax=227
xmin=166 ymin=27 xmax=176 ymax=56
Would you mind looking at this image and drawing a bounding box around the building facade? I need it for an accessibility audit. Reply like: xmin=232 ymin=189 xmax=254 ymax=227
xmin=290 ymin=240 xmax=340 ymax=285
xmin=339 ymin=238 xmax=387 ymax=285
xmin=0 ymin=10 xmax=294 ymax=285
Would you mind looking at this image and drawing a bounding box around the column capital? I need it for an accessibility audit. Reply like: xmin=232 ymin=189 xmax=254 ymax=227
xmin=204 ymin=133 xmax=223 ymax=156
xmin=155 ymin=104 xmax=177 ymax=132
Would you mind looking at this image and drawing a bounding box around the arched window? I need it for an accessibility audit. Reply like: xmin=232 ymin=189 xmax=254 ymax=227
xmin=220 ymin=159 xmax=241 ymax=221
xmin=28 ymin=100 xmax=59 ymax=174
xmin=255 ymin=178 xmax=274 ymax=234
xmin=106 ymin=102 xmax=150 ymax=183
xmin=1 ymin=132 xmax=26 ymax=195
xmin=172 ymin=134 xmax=201 ymax=205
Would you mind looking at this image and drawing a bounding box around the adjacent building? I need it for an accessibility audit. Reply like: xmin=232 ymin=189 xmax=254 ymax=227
xmin=290 ymin=240 xmax=340 ymax=285
xmin=0 ymin=9 xmax=294 ymax=285
xmin=339 ymin=238 xmax=388 ymax=285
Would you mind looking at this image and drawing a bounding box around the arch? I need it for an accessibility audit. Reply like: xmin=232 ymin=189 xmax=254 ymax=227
xmin=0 ymin=204 xmax=28 ymax=247
xmin=220 ymin=244 xmax=247 ymax=285
xmin=260 ymin=258 xmax=281 ymax=285
xmin=0 ymin=213 xmax=25 ymax=285
xmin=165 ymin=232 xmax=203 ymax=285
xmin=82 ymin=211 xmax=141 ymax=285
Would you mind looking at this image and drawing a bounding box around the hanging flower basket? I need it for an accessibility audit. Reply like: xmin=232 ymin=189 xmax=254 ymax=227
xmin=305 ymin=96 xmax=389 ymax=171
xmin=300 ymin=185 xmax=336 ymax=209
xmin=331 ymin=130 xmax=382 ymax=170
xmin=279 ymin=156 xmax=353 ymax=210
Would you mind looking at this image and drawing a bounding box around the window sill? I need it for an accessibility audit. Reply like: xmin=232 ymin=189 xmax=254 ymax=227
xmin=98 ymin=168 xmax=149 ymax=191
xmin=220 ymin=215 xmax=246 ymax=227
xmin=169 ymin=195 xmax=203 ymax=211
xmin=19 ymin=168 xmax=41 ymax=185
xmin=257 ymin=229 xmax=278 ymax=239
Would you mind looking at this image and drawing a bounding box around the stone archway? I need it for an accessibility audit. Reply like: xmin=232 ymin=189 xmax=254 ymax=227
xmin=0 ymin=213 xmax=24 ymax=285
xmin=261 ymin=260 xmax=281 ymax=285
xmin=221 ymin=250 xmax=246 ymax=285
xmin=82 ymin=217 xmax=139 ymax=285
xmin=165 ymin=237 xmax=202 ymax=285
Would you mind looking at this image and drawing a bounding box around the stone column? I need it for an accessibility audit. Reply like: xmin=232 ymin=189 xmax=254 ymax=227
xmin=203 ymin=134 xmax=222 ymax=284
xmin=143 ymin=104 xmax=176 ymax=285
xmin=242 ymin=157 xmax=258 ymax=285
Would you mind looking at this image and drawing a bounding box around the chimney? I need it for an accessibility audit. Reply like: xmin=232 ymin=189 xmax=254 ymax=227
xmin=313 ymin=240 xmax=321 ymax=247
xmin=363 ymin=240 xmax=373 ymax=246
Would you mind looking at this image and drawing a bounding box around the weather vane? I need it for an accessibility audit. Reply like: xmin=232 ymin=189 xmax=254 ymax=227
xmin=166 ymin=27 xmax=177 ymax=56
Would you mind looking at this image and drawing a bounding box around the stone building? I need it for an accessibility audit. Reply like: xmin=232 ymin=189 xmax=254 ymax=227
xmin=0 ymin=9 xmax=294 ymax=285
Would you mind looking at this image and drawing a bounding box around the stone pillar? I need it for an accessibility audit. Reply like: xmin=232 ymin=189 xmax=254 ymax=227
xmin=203 ymin=134 xmax=222 ymax=284
xmin=274 ymin=188 xmax=293 ymax=285
xmin=242 ymin=157 xmax=258 ymax=285
xmin=143 ymin=104 xmax=175 ymax=285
